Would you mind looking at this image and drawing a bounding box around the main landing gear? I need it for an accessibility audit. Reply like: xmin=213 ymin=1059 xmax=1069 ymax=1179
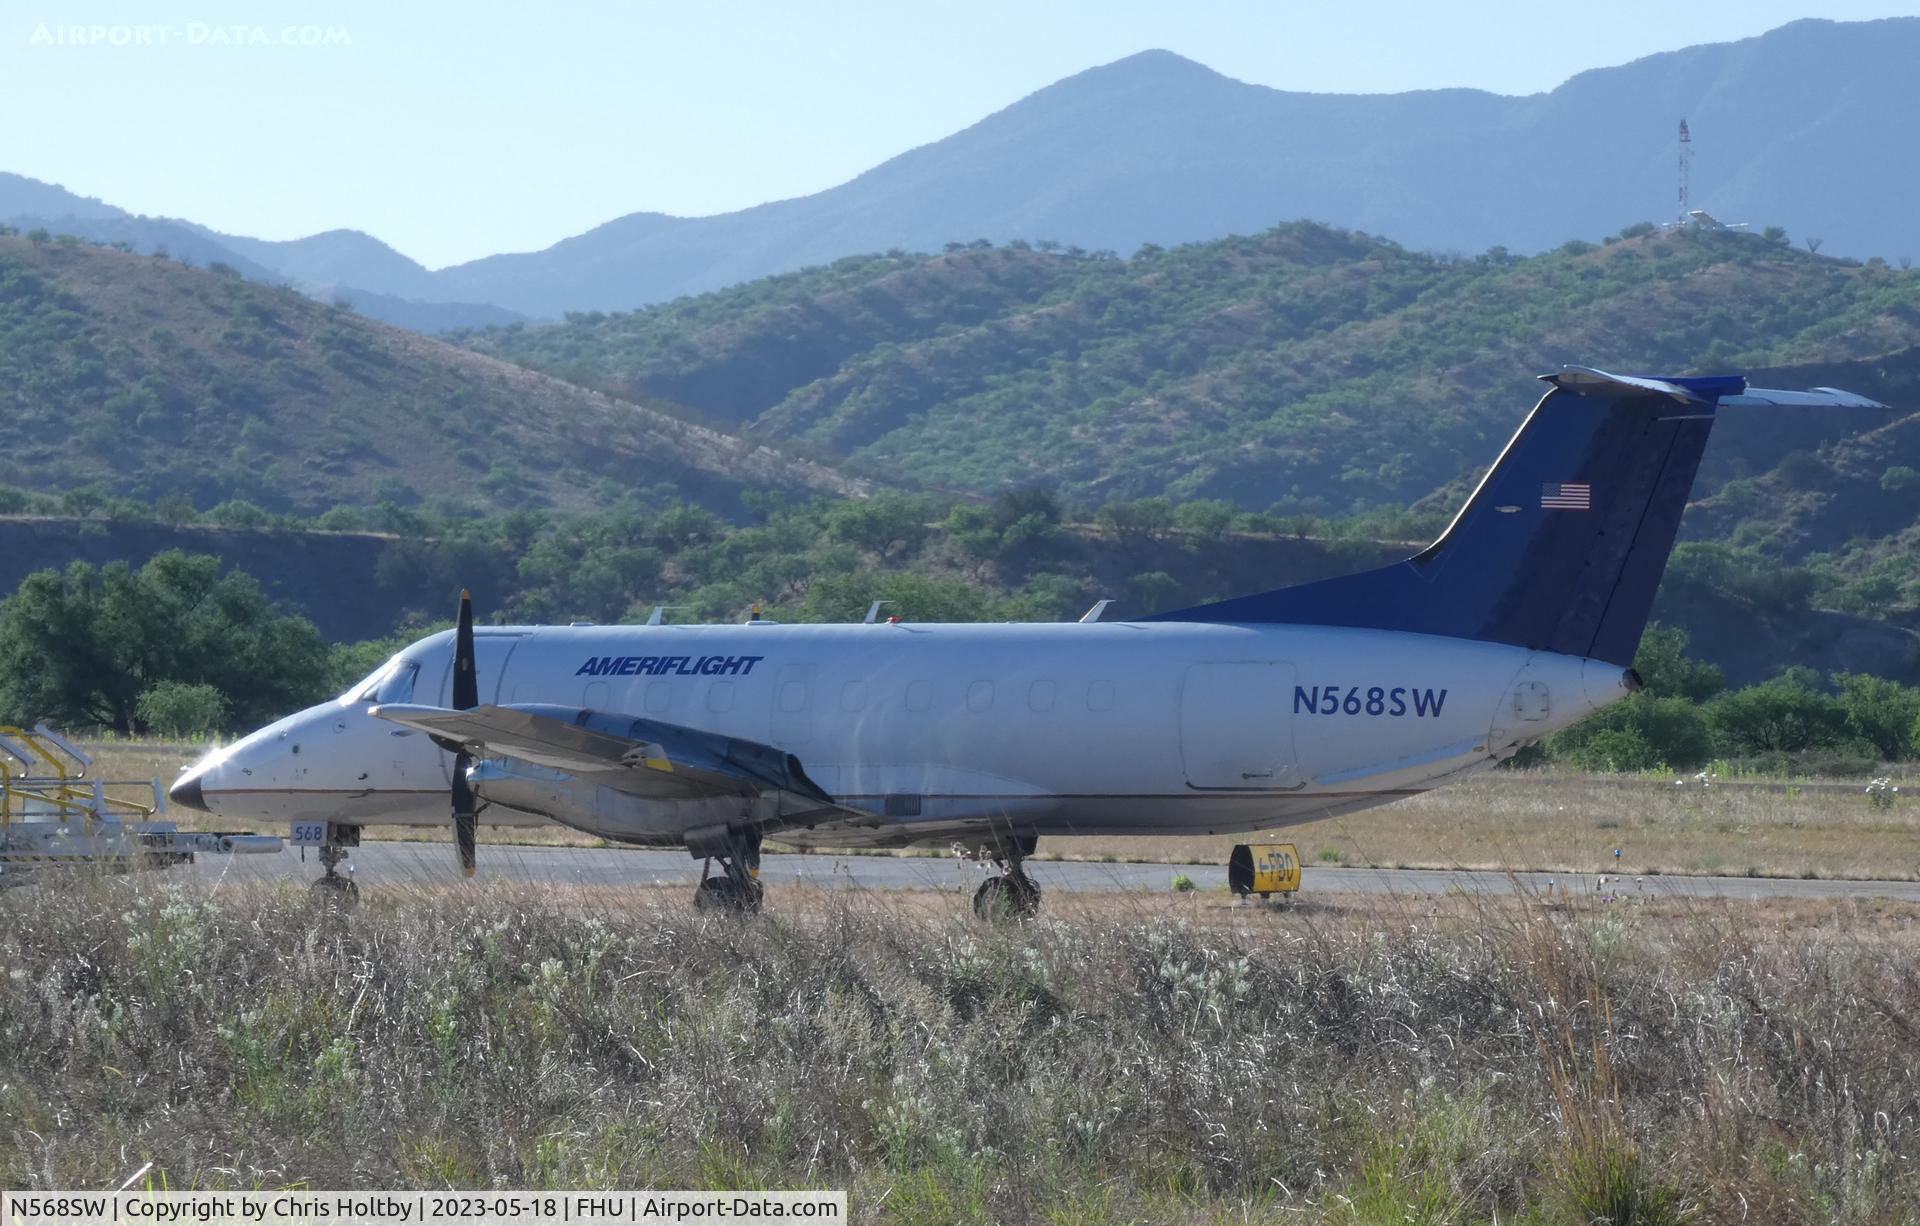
xmin=693 ymin=827 xmax=764 ymax=914
xmin=309 ymin=822 xmax=361 ymax=906
xmin=973 ymin=834 xmax=1041 ymax=922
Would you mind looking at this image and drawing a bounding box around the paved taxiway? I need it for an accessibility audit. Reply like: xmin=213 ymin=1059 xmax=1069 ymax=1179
xmin=170 ymin=842 xmax=1920 ymax=902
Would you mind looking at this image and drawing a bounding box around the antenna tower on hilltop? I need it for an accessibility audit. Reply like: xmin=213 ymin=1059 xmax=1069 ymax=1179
xmin=1677 ymin=119 xmax=1692 ymax=222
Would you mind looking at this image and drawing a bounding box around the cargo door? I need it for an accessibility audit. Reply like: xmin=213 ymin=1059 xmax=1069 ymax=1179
xmin=1179 ymin=661 xmax=1300 ymax=790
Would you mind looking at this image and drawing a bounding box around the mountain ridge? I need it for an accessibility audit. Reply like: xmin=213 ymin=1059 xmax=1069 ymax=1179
xmin=9 ymin=18 xmax=1920 ymax=321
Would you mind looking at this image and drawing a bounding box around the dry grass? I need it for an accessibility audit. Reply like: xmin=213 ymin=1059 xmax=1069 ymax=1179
xmin=1043 ymin=771 xmax=1920 ymax=881
xmin=77 ymin=742 xmax=1920 ymax=878
xmin=3 ymin=877 xmax=1917 ymax=1222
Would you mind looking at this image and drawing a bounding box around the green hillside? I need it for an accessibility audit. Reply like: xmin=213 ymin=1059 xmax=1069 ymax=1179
xmin=459 ymin=222 xmax=1920 ymax=510
xmin=0 ymin=230 xmax=858 ymax=516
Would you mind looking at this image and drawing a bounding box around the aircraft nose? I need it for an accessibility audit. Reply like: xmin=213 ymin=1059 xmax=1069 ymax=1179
xmin=169 ymin=770 xmax=208 ymax=813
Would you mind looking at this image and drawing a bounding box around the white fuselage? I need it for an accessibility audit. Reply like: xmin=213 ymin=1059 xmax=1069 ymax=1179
xmin=180 ymin=619 xmax=1630 ymax=848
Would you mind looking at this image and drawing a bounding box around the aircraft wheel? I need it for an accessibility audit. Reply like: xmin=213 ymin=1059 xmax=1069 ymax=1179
xmin=311 ymin=875 xmax=360 ymax=908
xmin=973 ymin=874 xmax=1040 ymax=922
xmin=694 ymin=875 xmax=763 ymax=914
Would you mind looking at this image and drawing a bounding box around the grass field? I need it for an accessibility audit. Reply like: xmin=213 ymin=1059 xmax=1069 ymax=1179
xmin=74 ymin=741 xmax=1920 ymax=880
xmin=1043 ymin=772 xmax=1920 ymax=881
xmin=3 ymin=878 xmax=1916 ymax=1222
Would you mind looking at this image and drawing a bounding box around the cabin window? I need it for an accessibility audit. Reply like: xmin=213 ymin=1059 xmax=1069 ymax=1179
xmin=646 ymin=681 xmax=671 ymax=714
xmin=583 ymin=681 xmax=610 ymax=709
xmin=905 ymin=679 xmax=932 ymax=712
xmin=841 ymin=681 xmax=867 ymax=712
xmin=1087 ymin=680 xmax=1115 ymax=712
xmin=967 ymin=680 xmax=994 ymax=713
xmin=778 ymin=680 xmax=808 ymax=713
xmin=707 ymin=682 xmax=734 ymax=713
xmin=1028 ymin=680 xmax=1056 ymax=712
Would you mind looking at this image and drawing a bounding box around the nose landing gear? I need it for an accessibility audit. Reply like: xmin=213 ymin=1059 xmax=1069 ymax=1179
xmin=306 ymin=823 xmax=361 ymax=906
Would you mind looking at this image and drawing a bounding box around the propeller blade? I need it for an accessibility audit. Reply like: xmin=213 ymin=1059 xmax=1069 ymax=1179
xmin=452 ymin=588 xmax=478 ymax=712
xmin=451 ymin=590 xmax=479 ymax=878
xmin=452 ymin=750 xmax=477 ymax=879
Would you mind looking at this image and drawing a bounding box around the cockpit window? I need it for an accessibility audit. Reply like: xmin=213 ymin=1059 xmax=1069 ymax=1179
xmin=341 ymin=656 xmax=420 ymax=705
xmin=374 ymin=661 xmax=420 ymax=704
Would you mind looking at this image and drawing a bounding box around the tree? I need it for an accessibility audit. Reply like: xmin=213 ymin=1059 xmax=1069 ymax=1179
xmin=987 ymin=488 xmax=1060 ymax=532
xmin=1549 ymin=694 xmax=1715 ymax=770
xmin=0 ymin=553 xmax=329 ymax=733
xmin=203 ymin=499 xmax=272 ymax=528
xmin=1127 ymin=571 xmax=1182 ymax=613
xmin=942 ymin=504 xmax=1004 ymax=561
xmin=1631 ymin=625 xmax=1724 ymax=702
xmin=1704 ymin=679 xmax=1851 ymax=755
xmin=1881 ymin=466 xmax=1920 ymax=496
xmin=1095 ymin=498 xmax=1174 ymax=543
xmin=1834 ymin=673 xmax=1920 ymax=761
xmin=136 ymin=682 xmax=229 ymax=739
xmin=827 ymin=493 xmax=930 ymax=557
xmin=1173 ymin=500 xmax=1236 ymax=549
xmin=1567 ymin=727 xmax=1660 ymax=772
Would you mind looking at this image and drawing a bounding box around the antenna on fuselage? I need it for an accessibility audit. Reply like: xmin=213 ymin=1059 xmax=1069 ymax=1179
xmin=863 ymin=600 xmax=895 ymax=624
xmin=1078 ymin=599 xmax=1114 ymax=623
xmin=644 ymin=605 xmax=686 ymax=626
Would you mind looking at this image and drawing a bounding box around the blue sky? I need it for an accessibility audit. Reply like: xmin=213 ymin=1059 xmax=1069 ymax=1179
xmin=5 ymin=1 xmax=1916 ymax=268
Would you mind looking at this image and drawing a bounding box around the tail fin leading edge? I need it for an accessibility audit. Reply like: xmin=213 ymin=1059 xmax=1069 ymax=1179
xmin=1144 ymin=367 xmax=1884 ymax=667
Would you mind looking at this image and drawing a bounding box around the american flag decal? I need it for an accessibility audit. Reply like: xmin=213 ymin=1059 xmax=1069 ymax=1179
xmin=1541 ymin=482 xmax=1591 ymax=510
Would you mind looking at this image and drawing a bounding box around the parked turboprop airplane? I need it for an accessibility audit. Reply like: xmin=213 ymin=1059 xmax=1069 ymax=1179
xmin=169 ymin=367 xmax=1884 ymax=916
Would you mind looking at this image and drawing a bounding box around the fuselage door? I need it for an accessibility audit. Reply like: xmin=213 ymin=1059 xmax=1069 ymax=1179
xmin=1179 ymin=661 xmax=1300 ymax=790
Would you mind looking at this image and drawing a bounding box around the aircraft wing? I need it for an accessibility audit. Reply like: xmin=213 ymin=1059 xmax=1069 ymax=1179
xmin=372 ymin=702 xmax=844 ymax=810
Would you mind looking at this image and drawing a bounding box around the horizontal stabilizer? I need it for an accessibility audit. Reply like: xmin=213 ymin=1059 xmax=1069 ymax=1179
xmin=1543 ymin=365 xmax=1887 ymax=410
xmin=1717 ymin=386 xmax=1888 ymax=409
xmin=1541 ymin=366 xmax=1731 ymax=403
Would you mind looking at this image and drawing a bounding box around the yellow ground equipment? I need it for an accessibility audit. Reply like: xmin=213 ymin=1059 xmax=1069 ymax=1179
xmin=1228 ymin=842 xmax=1302 ymax=900
xmin=0 ymin=725 xmax=280 ymax=886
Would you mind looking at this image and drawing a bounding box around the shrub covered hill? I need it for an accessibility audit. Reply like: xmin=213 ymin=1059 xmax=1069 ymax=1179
xmin=0 ymin=231 xmax=858 ymax=515
xmin=459 ymin=221 xmax=1920 ymax=513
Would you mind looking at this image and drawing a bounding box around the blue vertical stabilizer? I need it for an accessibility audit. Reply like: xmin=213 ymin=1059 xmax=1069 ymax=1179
xmin=1144 ymin=367 xmax=1883 ymax=666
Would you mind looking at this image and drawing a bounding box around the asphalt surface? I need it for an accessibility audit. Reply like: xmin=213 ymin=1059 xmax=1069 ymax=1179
xmin=165 ymin=841 xmax=1920 ymax=903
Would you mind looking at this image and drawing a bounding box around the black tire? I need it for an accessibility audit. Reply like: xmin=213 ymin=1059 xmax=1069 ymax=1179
xmin=694 ymin=876 xmax=763 ymax=914
xmin=973 ymin=874 xmax=1041 ymax=922
xmin=311 ymin=876 xmax=360 ymax=908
